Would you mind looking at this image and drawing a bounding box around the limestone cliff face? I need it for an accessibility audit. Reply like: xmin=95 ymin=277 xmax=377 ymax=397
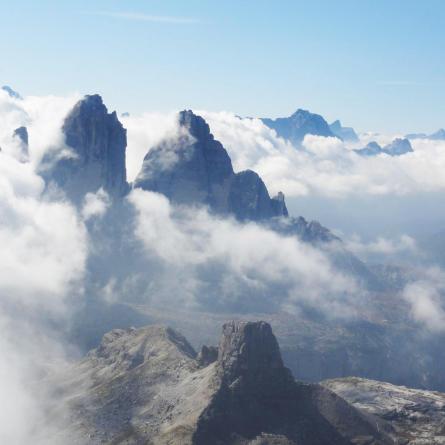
xmin=134 ymin=110 xmax=288 ymax=221
xmin=43 ymin=94 xmax=128 ymax=201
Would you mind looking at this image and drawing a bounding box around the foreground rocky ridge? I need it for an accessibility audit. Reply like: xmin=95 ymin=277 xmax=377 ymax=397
xmin=324 ymin=377 xmax=445 ymax=444
xmin=52 ymin=321 xmax=392 ymax=445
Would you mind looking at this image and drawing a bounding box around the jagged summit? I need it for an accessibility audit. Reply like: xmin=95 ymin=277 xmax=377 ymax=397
xmin=329 ymin=119 xmax=359 ymax=142
xmin=134 ymin=109 xmax=288 ymax=221
xmin=52 ymin=321 xmax=392 ymax=444
xmin=261 ymin=108 xmax=336 ymax=146
xmin=42 ymin=94 xmax=128 ymax=202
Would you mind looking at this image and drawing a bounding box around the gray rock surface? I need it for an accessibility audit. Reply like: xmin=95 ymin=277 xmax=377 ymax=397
xmin=261 ymin=109 xmax=337 ymax=147
xmin=324 ymin=377 xmax=445 ymax=444
xmin=51 ymin=321 xmax=392 ymax=444
xmin=42 ymin=94 xmax=128 ymax=202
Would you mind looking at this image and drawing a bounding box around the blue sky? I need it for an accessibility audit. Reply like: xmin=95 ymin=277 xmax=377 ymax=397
xmin=1 ymin=0 xmax=444 ymax=133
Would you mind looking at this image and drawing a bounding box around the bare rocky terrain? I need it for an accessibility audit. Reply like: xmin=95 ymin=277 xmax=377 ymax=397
xmin=50 ymin=321 xmax=393 ymax=444
xmin=324 ymin=377 xmax=445 ymax=444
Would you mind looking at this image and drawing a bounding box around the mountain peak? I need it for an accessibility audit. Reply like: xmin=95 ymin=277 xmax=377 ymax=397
xmin=261 ymin=108 xmax=336 ymax=146
xmin=42 ymin=94 xmax=128 ymax=201
xmin=1 ymin=85 xmax=22 ymax=100
xmin=135 ymin=111 xmax=288 ymax=221
xmin=178 ymin=109 xmax=212 ymax=140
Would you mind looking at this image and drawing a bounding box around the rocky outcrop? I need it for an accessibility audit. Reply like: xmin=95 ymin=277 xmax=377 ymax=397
xmin=324 ymin=377 xmax=445 ymax=444
xmin=330 ymin=120 xmax=359 ymax=142
xmin=134 ymin=110 xmax=288 ymax=221
xmin=261 ymin=109 xmax=336 ymax=147
xmin=52 ymin=321 xmax=392 ymax=445
xmin=42 ymin=94 xmax=128 ymax=202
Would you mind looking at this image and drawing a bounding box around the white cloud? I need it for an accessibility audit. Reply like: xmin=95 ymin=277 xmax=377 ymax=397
xmin=121 ymin=111 xmax=186 ymax=182
xmin=403 ymin=270 xmax=445 ymax=332
xmin=82 ymin=188 xmax=110 ymax=221
xmin=345 ymin=234 xmax=417 ymax=257
xmin=0 ymin=150 xmax=87 ymax=443
xmin=128 ymin=189 xmax=358 ymax=314
xmin=197 ymin=111 xmax=445 ymax=198
xmin=0 ymin=90 xmax=80 ymax=167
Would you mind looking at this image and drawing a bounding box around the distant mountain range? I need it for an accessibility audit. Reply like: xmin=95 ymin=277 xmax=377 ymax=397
xmin=355 ymin=138 xmax=413 ymax=157
xmin=406 ymin=128 xmax=445 ymax=140
xmin=261 ymin=109 xmax=359 ymax=146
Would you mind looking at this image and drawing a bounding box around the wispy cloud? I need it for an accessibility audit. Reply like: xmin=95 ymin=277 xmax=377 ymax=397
xmin=91 ymin=11 xmax=200 ymax=25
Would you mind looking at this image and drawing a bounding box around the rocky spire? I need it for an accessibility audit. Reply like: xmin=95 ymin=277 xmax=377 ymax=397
xmin=135 ymin=110 xmax=288 ymax=221
xmin=217 ymin=321 xmax=293 ymax=389
xmin=43 ymin=94 xmax=128 ymax=202
xmin=134 ymin=109 xmax=234 ymax=212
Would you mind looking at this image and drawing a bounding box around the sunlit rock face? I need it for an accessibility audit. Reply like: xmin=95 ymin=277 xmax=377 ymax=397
xmin=43 ymin=94 xmax=128 ymax=202
xmin=134 ymin=110 xmax=288 ymax=221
